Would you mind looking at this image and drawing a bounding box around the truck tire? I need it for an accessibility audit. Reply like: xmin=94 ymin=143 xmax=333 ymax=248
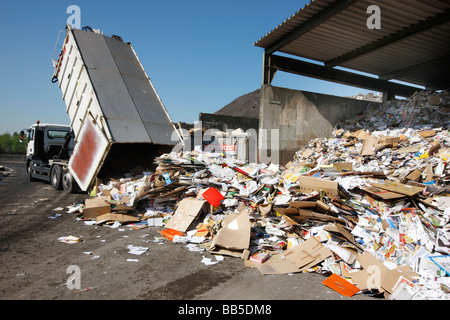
xmin=27 ymin=162 xmax=37 ymax=182
xmin=51 ymin=165 xmax=63 ymax=190
xmin=62 ymin=170 xmax=76 ymax=193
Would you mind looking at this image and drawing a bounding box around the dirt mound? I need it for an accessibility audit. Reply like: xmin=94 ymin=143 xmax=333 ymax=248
xmin=215 ymin=89 xmax=260 ymax=119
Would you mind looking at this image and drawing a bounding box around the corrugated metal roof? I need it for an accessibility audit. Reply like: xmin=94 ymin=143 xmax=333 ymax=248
xmin=255 ymin=0 xmax=450 ymax=90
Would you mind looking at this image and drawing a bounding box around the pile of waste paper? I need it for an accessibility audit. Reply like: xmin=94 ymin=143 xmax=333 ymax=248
xmin=67 ymin=90 xmax=449 ymax=300
xmin=336 ymin=89 xmax=450 ymax=132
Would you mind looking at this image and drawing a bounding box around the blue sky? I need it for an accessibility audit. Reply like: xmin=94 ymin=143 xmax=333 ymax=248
xmin=0 ymin=0 xmax=380 ymax=134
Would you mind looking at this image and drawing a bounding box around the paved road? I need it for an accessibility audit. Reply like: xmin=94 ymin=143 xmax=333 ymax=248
xmin=0 ymin=161 xmax=378 ymax=307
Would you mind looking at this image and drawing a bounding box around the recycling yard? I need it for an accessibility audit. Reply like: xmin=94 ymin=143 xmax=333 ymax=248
xmin=1 ymin=89 xmax=449 ymax=303
xmin=1 ymin=0 xmax=450 ymax=306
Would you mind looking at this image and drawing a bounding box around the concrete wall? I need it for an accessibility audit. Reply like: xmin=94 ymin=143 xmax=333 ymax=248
xmin=0 ymin=154 xmax=26 ymax=163
xmin=259 ymin=85 xmax=378 ymax=165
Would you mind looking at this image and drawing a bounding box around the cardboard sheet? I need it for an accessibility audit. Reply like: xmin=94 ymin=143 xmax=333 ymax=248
xmin=209 ymin=208 xmax=251 ymax=257
xmin=96 ymin=213 xmax=140 ymax=224
xmin=355 ymin=252 xmax=419 ymax=293
xmin=254 ymin=237 xmax=331 ymax=275
xmin=164 ymin=197 xmax=207 ymax=232
xmin=360 ymin=135 xmax=379 ymax=156
xmin=83 ymin=205 xmax=111 ymax=219
xmin=324 ymin=223 xmax=360 ymax=249
xmin=350 ymin=270 xmax=370 ymax=291
xmin=372 ymin=181 xmax=424 ymax=196
xmin=297 ymin=176 xmax=340 ymax=198
xmin=363 ymin=186 xmax=406 ymax=200
xmin=82 ymin=196 xmax=112 ymax=219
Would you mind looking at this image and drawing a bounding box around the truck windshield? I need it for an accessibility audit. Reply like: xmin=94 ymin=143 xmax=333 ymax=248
xmin=47 ymin=130 xmax=69 ymax=139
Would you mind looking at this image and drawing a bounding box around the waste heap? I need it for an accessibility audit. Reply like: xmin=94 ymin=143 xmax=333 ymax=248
xmin=70 ymin=90 xmax=449 ymax=300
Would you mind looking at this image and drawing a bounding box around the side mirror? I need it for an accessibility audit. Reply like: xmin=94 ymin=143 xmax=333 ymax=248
xmin=19 ymin=130 xmax=25 ymax=143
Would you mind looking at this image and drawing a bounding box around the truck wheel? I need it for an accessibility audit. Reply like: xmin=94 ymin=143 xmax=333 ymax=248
xmin=27 ymin=162 xmax=37 ymax=182
xmin=62 ymin=171 xmax=75 ymax=193
xmin=51 ymin=165 xmax=63 ymax=190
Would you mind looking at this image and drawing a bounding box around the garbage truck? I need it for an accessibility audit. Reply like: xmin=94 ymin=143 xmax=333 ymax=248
xmin=23 ymin=25 xmax=182 ymax=192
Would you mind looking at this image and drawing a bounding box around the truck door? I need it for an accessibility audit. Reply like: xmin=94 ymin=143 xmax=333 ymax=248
xmin=27 ymin=128 xmax=34 ymax=157
xmin=27 ymin=127 xmax=45 ymax=159
xmin=68 ymin=117 xmax=109 ymax=191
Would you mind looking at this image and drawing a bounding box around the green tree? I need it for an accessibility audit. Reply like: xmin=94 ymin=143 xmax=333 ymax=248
xmin=0 ymin=132 xmax=27 ymax=154
xmin=0 ymin=134 xmax=12 ymax=153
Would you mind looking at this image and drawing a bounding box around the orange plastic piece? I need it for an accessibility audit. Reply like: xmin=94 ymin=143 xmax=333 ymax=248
xmin=202 ymin=187 xmax=224 ymax=207
xmin=322 ymin=273 xmax=360 ymax=297
xmin=160 ymin=228 xmax=183 ymax=241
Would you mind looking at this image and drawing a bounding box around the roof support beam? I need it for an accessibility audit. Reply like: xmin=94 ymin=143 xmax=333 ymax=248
xmin=379 ymin=55 xmax=450 ymax=80
xmin=268 ymin=54 xmax=420 ymax=98
xmin=263 ymin=53 xmax=278 ymax=86
xmin=264 ymin=0 xmax=358 ymax=55
xmin=325 ymin=9 xmax=450 ymax=68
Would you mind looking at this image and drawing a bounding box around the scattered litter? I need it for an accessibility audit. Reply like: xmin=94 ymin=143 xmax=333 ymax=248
xmin=160 ymin=229 xmax=183 ymax=241
xmin=0 ymin=165 xmax=13 ymax=183
xmin=127 ymin=245 xmax=148 ymax=255
xmin=201 ymin=256 xmax=219 ymax=266
xmin=67 ymin=203 xmax=82 ymax=214
xmin=35 ymin=198 xmax=50 ymax=204
xmin=250 ymin=252 xmax=271 ymax=264
xmin=186 ymin=243 xmax=205 ymax=252
xmin=106 ymin=221 xmax=121 ymax=229
xmin=322 ymin=273 xmax=360 ymax=297
xmin=58 ymin=236 xmax=82 ymax=244
xmin=152 ymin=237 xmax=165 ymax=244
xmin=215 ymin=255 xmax=224 ymax=261
xmin=74 ymin=286 xmax=98 ymax=293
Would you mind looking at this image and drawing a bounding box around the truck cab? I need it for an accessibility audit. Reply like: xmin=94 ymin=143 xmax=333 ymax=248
xmin=23 ymin=121 xmax=77 ymax=191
